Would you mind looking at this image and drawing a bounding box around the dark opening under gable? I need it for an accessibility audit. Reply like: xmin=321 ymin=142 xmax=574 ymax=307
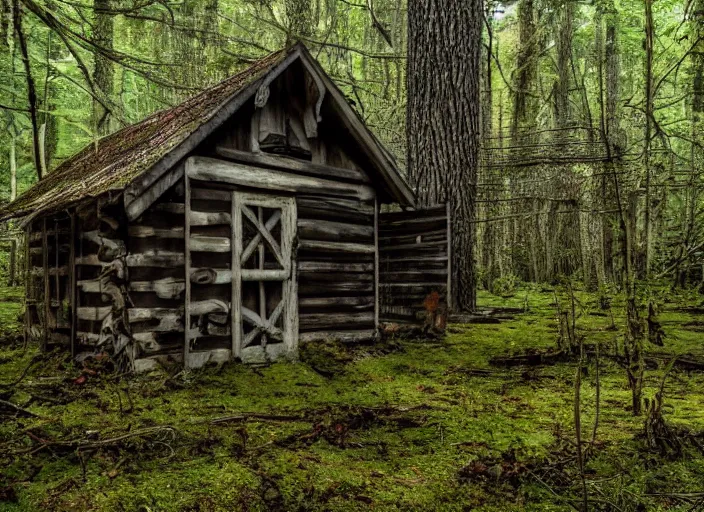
xmin=0 ymin=43 xmax=414 ymax=224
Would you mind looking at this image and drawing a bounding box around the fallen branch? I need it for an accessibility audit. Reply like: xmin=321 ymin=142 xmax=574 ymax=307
xmin=0 ymin=398 xmax=41 ymax=418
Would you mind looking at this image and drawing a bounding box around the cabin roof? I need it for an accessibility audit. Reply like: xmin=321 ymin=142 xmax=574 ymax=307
xmin=0 ymin=43 xmax=414 ymax=224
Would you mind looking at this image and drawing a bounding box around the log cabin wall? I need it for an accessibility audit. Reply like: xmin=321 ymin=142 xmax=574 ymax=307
xmin=26 ymin=213 xmax=73 ymax=350
xmin=75 ymin=198 xmax=129 ymax=358
xmin=378 ymin=205 xmax=451 ymax=324
xmin=125 ymin=183 xmax=187 ymax=370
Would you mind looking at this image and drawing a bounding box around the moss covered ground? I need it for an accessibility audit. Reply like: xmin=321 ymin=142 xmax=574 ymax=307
xmin=1 ymin=284 xmax=704 ymax=511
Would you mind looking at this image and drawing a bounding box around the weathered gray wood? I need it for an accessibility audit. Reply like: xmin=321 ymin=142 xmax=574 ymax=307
xmin=242 ymin=269 xmax=289 ymax=281
xmin=42 ymin=219 xmax=48 ymax=351
xmin=125 ymin=161 xmax=185 ymax=220
xmin=296 ymin=47 xmax=415 ymax=206
xmin=298 ymin=329 xmax=377 ymax=343
xmin=190 ymin=235 xmax=231 ymax=253
xmin=126 ymin=251 xmax=184 ymax=267
xmin=190 ymin=210 xmax=231 ymax=226
xmin=299 ymin=296 xmax=374 ymax=309
xmin=374 ymin=198 xmax=379 ymax=330
xmin=81 ymin=230 xmax=126 ymax=254
xmin=131 ymin=278 xmax=186 ymax=299
xmin=446 ymin=201 xmax=453 ymax=311
xmin=299 ymin=312 xmax=374 ymax=330
xmin=69 ymin=211 xmax=76 ymax=359
xmin=128 ymin=226 xmax=184 ymax=238
xmin=184 ymin=174 xmax=192 ymax=367
xmin=298 ymin=218 xmax=373 ymax=242
xmin=298 ymin=240 xmax=375 ymax=254
xmin=186 ymin=156 xmax=375 ymax=202
xmin=31 ymin=266 xmax=69 ymax=277
xmin=299 ymin=281 xmax=373 ymax=294
xmin=77 ymin=306 xmax=111 ymax=321
xmin=241 ymin=210 xmax=281 ymax=264
xmin=190 ymin=187 xmax=231 ymax=202
xmin=379 ymin=240 xmax=447 ymax=252
xmin=297 ymin=196 xmax=374 ymax=222
xmin=190 ymin=299 xmax=229 ymax=316
xmin=152 ymin=202 xmax=185 ymax=214
xmin=191 ymin=268 xmax=232 ymax=285
xmin=215 ymin=146 xmax=369 ymax=183
xmin=297 ymin=261 xmax=373 ymax=273
xmin=231 ymin=191 xmax=242 ymax=358
xmin=122 ymin=50 xmax=302 ymax=209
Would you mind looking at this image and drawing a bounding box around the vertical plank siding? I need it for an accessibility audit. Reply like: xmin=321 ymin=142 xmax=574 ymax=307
xmin=378 ymin=205 xmax=451 ymax=324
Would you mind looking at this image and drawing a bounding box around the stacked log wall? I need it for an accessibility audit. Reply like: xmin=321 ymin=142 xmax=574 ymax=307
xmin=126 ymin=183 xmax=187 ymax=369
xmin=378 ymin=205 xmax=450 ymax=324
xmin=26 ymin=214 xmax=73 ymax=349
xmin=296 ymin=194 xmax=377 ymax=343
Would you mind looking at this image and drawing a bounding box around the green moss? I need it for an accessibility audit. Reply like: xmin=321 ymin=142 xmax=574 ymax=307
xmin=2 ymin=284 xmax=704 ymax=511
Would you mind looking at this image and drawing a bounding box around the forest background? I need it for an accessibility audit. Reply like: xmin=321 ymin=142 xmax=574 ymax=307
xmin=1 ymin=0 xmax=703 ymax=298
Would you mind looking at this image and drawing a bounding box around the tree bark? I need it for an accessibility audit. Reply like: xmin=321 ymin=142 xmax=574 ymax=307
xmin=93 ymin=0 xmax=114 ymax=136
xmin=407 ymin=0 xmax=481 ymax=311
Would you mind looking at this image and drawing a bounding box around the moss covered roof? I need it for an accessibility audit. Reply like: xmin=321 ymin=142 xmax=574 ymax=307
xmin=0 ymin=48 xmax=288 ymax=222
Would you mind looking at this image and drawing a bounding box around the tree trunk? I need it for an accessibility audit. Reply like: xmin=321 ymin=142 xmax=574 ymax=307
xmin=643 ymin=0 xmax=654 ymax=278
xmin=93 ymin=0 xmax=114 ymax=136
xmin=407 ymin=0 xmax=481 ymax=311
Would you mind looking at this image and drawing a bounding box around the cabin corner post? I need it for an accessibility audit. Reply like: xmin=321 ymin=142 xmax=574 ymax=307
xmin=23 ymin=225 xmax=30 ymax=347
xmin=42 ymin=218 xmax=49 ymax=352
xmin=374 ymin=197 xmax=379 ymax=334
xmin=184 ymin=174 xmax=192 ymax=368
xmin=69 ymin=210 xmax=77 ymax=359
xmin=231 ymin=192 xmax=243 ymax=359
xmin=446 ymin=201 xmax=453 ymax=312
xmin=283 ymin=197 xmax=298 ymax=358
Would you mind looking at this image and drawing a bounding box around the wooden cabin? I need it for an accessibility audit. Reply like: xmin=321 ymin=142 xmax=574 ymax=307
xmin=0 ymin=43 xmax=451 ymax=371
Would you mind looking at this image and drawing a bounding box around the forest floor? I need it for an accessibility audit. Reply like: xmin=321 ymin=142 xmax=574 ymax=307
xmin=1 ymin=285 xmax=704 ymax=511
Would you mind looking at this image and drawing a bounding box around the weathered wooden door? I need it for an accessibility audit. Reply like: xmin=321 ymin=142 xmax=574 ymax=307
xmin=231 ymin=192 xmax=297 ymax=363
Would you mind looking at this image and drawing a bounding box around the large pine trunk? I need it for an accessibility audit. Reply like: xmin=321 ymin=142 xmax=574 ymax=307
xmin=406 ymin=0 xmax=481 ymax=311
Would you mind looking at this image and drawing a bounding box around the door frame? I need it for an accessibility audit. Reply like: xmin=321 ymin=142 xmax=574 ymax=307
xmin=231 ymin=191 xmax=298 ymax=362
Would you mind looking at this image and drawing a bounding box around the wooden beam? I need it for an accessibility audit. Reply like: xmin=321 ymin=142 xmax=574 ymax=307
xmin=298 ymin=218 xmax=373 ymax=242
xmin=125 ymin=161 xmax=184 ymax=221
xmin=190 ymin=235 xmax=231 ymax=253
xmin=42 ymin=218 xmax=48 ymax=352
xmin=298 ymin=329 xmax=376 ymax=343
xmin=187 ymin=156 xmax=375 ymax=202
xmin=231 ymin=191 xmax=242 ymax=358
xmin=298 ymin=240 xmax=375 ymax=254
xmin=374 ymin=198 xmax=379 ymax=330
xmin=446 ymin=201 xmax=453 ymax=311
xmin=214 ymin=146 xmax=370 ymax=184
xmin=69 ymin=211 xmax=76 ymax=359
xmin=184 ymin=174 xmax=191 ymax=368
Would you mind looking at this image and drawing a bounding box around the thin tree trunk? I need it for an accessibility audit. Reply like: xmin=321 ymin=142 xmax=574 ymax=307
xmin=643 ymin=0 xmax=654 ymax=278
xmin=407 ymin=0 xmax=481 ymax=311
xmin=14 ymin=0 xmax=44 ymax=180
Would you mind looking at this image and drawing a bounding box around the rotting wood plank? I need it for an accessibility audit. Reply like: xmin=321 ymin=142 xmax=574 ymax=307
xmin=191 ymin=268 xmax=231 ymax=285
xmin=187 ymin=156 xmax=375 ymax=202
xmin=126 ymin=251 xmax=185 ymax=267
xmin=215 ymin=146 xmax=369 ymax=184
